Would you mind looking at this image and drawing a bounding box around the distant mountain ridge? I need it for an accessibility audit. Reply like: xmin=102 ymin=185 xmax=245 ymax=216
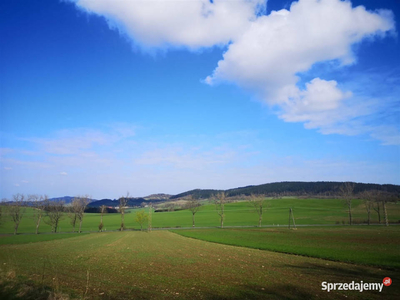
xmin=47 ymin=181 xmax=400 ymax=206
xmin=171 ymin=181 xmax=400 ymax=199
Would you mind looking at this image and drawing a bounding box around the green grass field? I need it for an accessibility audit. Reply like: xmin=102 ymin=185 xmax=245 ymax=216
xmin=0 ymin=232 xmax=88 ymax=246
xmin=173 ymin=226 xmax=400 ymax=269
xmin=1 ymin=198 xmax=399 ymax=234
xmin=0 ymin=229 xmax=399 ymax=299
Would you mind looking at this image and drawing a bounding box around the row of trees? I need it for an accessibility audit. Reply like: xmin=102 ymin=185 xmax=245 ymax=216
xmin=189 ymin=183 xmax=395 ymax=229
xmin=341 ymin=182 xmax=395 ymax=226
xmin=0 ymin=194 xmax=91 ymax=235
xmin=1 ymin=185 xmax=395 ymax=234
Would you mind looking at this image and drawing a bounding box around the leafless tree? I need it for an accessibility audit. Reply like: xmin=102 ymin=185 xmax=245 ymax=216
xmin=69 ymin=206 xmax=78 ymax=232
xmin=9 ymin=194 xmax=26 ymax=235
xmin=72 ymin=195 xmax=90 ymax=233
xmin=376 ymin=191 xmax=391 ymax=227
xmin=359 ymin=190 xmax=375 ymax=225
xmin=29 ymin=194 xmax=48 ymax=234
xmin=186 ymin=195 xmax=201 ymax=227
xmin=99 ymin=205 xmax=107 ymax=231
xmin=135 ymin=210 xmax=148 ymax=231
xmin=339 ymin=182 xmax=355 ymax=225
xmin=214 ymin=192 xmax=226 ymax=228
xmin=119 ymin=192 xmax=129 ymax=231
xmin=373 ymin=201 xmax=381 ymax=224
xmin=45 ymin=201 xmax=65 ymax=233
xmin=249 ymin=194 xmax=268 ymax=227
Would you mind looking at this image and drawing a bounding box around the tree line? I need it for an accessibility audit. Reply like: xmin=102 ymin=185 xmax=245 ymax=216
xmin=0 ymin=192 xmax=156 ymax=235
xmin=0 ymin=194 xmax=92 ymax=235
xmin=1 ymin=185 xmax=397 ymax=234
xmin=196 ymin=183 xmax=397 ymax=228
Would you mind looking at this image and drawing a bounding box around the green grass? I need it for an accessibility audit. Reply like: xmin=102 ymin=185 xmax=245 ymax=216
xmin=173 ymin=226 xmax=400 ymax=269
xmin=0 ymin=233 xmax=88 ymax=245
xmin=1 ymin=198 xmax=399 ymax=234
xmin=0 ymin=230 xmax=398 ymax=299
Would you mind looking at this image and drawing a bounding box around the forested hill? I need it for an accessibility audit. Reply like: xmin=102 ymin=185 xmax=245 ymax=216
xmin=88 ymin=198 xmax=165 ymax=208
xmin=170 ymin=189 xmax=223 ymax=200
xmin=172 ymin=181 xmax=400 ymax=199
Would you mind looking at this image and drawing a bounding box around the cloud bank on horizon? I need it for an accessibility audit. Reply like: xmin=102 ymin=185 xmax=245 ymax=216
xmin=70 ymin=0 xmax=398 ymax=145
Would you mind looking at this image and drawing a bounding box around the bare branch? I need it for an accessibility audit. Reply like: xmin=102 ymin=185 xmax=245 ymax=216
xmin=339 ymin=182 xmax=354 ymax=225
xmin=44 ymin=201 xmax=65 ymax=233
xmin=249 ymin=194 xmax=268 ymax=227
xmin=214 ymin=192 xmax=226 ymax=228
xmin=186 ymin=195 xmax=202 ymax=227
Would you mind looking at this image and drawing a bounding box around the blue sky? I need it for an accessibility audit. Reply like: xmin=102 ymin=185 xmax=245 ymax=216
xmin=1 ymin=0 xmax=399 ymax=199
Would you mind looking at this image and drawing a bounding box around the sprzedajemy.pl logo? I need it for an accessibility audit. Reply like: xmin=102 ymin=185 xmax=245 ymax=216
xmin=322 ymin=278 xmax=392 ymax=293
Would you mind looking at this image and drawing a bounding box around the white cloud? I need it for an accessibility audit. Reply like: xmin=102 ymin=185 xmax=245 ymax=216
xmin=4 ymin=167 xmax=12 ymax=170
xmin=204 ymin=0 xmax=396 ymax=143
xmin=206 ymin=0 xmax=394 ymax=92
xmin=279 ymin=78 xmax=352 ymax=123
xmin=135 ymin=146 xmax=237 ymax=170
xmin=60 ymin=172 xmax=68 ymax=176
xmin=0 ymin=148 xmax=14 ymax=157
xmin=70 ymin=0 xmax=397 ymax=143
xmin=24 ymin=125 xmax=135 ymax=155
xmin=73 ymin=0 xmax=264 ymax=49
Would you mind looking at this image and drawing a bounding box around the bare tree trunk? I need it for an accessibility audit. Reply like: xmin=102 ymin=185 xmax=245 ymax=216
xmin=348 ymin=202 xmax=352 ymax=225
xmin=383 ymin=200 xmax=389 ymax=226
xmin=192 ymin=213 xmax=195 ymax=227
xmin=340 ymin=183 xmax=354 ymax=225
xmin=79 ymin=219 xmax=83 ymax=233
xmin=36 ymin=215 xmax=42 ymax=234
xmin=377 ymin=206 xmax=381 ymax=224
xmin=259 ymin=215 xmax=262 ymax=227
xmin=14 ymin=223 xmax=19 ymax=235
xmin=374 ymin=202 xmax=381 ymax=224
xmin=121 ymin=212 xmax=125 ymax=231
xmin=221 ymin=216 xmax=224 ymax=228
xmin=367 ymin=210 xmax=370 ymax=225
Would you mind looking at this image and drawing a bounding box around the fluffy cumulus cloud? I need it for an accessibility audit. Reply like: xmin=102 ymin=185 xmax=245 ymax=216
xmin=73 ymin=0 xmax=265 ymax=48
xmin=71 ymin=0 xmax=397 ymax=143
xmin=206 ymin=0 xmax=395 ymax=137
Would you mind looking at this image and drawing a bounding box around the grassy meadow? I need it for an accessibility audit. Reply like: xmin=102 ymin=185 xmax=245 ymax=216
xmin=173 ymin=226 xmax=400 ymax=268
xmin=0 ymin=230 xmax=399 ymax=299
xmin=1 ymin=198 xmax=399 ymax=298
xmin=1 ymin=198 xmax=399 ymax=234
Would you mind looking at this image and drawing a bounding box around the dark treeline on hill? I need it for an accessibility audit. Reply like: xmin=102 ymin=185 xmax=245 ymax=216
xmin=170 ymin=189 xmax=223 ymax=200
xmin=172 ymin=182 xmax=400 ymax=199
xmin=84 ymin=207 xmax=118 ymax=213
xmin=88 ymin=198 xmax=165 ymax=208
